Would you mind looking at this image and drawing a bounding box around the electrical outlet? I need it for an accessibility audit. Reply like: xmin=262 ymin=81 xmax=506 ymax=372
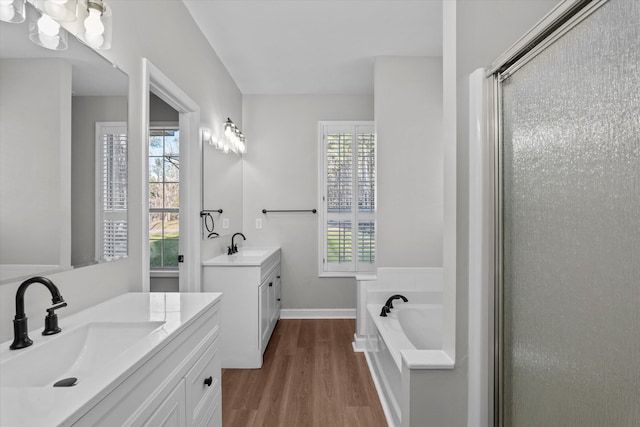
xmin=222 ymin=218 xmax=229 ymax=229
xmin=256 ymin=218 xmax=262 ymax=229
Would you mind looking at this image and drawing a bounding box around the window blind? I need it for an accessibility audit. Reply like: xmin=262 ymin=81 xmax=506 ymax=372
xmin=96 ymin=123 xmax=128 ymax=261
xmin=320 ymin=122 xmax=375 ymax=275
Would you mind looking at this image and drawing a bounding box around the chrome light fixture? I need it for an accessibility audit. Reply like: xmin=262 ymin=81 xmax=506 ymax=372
xmin=1 ymin=0 xmax=112 ymax=51
xmin=223 ymin=118 xmax=247 ymax=154
xmin=0 ymin=0 xmax=26 ymax=23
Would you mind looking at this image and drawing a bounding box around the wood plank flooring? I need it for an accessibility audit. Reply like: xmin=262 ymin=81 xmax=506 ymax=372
xmin=222 ymin=319 xmax=388 ymax=427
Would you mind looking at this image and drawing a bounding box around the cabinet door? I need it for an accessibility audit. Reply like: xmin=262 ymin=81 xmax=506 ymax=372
xmin=186 ymin=338 xmax=220 ymax=426
xmin=259 ymin=280 xmax=270 ymax=353
xmin=268 ymin=273 xmax=279 ymax=328
xmin=274 ymin=269 xmax=281 ymax=319
xmin=141 ymin=379 xmax=186 ymax=427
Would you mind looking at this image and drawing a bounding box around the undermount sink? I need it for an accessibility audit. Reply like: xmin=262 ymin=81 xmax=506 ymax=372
xmin=236 ymin=249 xmax=269 ymax=257
xmin=0 ymin=321 xmax=165 ymax=388
xmin=202 ymin=246 xmax=279 ymax=266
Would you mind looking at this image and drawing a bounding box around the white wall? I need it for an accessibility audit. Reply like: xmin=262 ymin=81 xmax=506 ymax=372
xmin=0 ymin=59 xmax=71 ymax=268
xmin=0 ymin=0 xmax=242 ymax=343
xmin=375 ymin=56 xmax=443 ymax=268
xmin=242 ymin=95 xmax=373 ymax=309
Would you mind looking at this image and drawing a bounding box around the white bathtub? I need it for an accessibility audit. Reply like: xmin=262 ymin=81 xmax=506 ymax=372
xmin=366 ymin=303 xmax=451 ymax=427
xmin=369 ymin=304 xmax=442 ymax=370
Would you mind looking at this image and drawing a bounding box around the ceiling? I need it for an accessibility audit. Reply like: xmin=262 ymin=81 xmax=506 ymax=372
xmin=183 ymin=0 xmax=443 ymax=95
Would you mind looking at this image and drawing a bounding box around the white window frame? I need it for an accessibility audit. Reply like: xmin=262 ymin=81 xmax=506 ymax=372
xmin=95 ymin=121 xmax=128 ymax=262
xmin=318 ymin=121 xmax=376 ymax=277
xmin=148 ymin=122 xmax=180 ymax=271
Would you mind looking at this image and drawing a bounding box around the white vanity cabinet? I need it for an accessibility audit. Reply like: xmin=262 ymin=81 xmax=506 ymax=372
xmin=202 ymin=247 xmax=281 ymax=369
xmin=0 ymin=293 xmax=222 ymax=427
xmin=72 ymin=296 xmax=222 ymax=427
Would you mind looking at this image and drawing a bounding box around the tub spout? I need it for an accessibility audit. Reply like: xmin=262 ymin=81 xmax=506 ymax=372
xmin=384 ymin=294 xmax=408 ymax=309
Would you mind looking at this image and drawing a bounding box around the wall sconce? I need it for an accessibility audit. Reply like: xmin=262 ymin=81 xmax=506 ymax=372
xmin=2 ymin=0 xmax=112 ymax=51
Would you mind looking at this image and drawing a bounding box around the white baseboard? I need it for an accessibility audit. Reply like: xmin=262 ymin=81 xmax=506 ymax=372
xmin=352 ymin=333 xmax=368 ymax=352
xmin=280 ymin=308 xmax=356 ymax=319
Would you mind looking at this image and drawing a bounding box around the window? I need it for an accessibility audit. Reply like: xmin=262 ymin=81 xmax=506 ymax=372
xmin=319 ymin=122 xmax=376 ymax=276
xmin=96 ymin=122 xmax=128 ymax=261
xmin=149 ymin=126 xmax=180 ymax=269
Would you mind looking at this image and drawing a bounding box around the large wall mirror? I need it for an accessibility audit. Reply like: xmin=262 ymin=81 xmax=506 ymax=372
xmin=0 ymin=3 xmax=128 ymax=284
xmin=202 ymin=142 xmax=243 ymax=242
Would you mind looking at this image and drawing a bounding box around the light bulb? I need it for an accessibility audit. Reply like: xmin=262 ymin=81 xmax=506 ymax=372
xmin=37 ymin=13 xmax=60 ymax=36
xmin=84 ymin=8 xmax=104 ymax=36
xmin=0 ymin=5 xmax=15 ymax=21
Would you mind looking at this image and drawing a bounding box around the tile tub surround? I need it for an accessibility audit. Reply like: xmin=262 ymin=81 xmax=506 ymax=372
xmin=0 ymin=292 xmax=222 ymax=426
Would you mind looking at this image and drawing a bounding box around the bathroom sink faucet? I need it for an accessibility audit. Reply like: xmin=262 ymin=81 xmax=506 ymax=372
xmin=384 ymin=294 xmax=408 ymax=309
xmin=229 ymin=232 xmax=246 ymax=254
xmin=10 ymin=276 xmax=67 ymax=350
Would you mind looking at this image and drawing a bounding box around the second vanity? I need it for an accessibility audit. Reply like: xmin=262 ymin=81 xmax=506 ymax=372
xmin=0 ymin=292 xmax=222 ymax=427
xmin=202 ymin=247 xmax=281 ymax=369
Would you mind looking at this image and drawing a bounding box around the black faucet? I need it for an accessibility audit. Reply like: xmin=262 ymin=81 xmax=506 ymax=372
xmin=228 ymin=232 xmax=246 ymax=254
xmin=380 ymin=294 xmax=408 ymax=317
xmin=384 ymin=294 xmax=408 ymax=309
xmin=10 ymin=276 xmax=67 ymax=350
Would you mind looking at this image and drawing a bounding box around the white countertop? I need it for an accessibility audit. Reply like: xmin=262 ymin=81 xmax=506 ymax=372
xmin=202 ymin=246 xmax=280 ymax=266
xmin=0 ymin=292 xmax=222 ymax=427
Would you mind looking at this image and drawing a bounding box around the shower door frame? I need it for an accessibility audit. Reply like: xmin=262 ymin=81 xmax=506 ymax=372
xmin=487 ymin=0 xmax=610 ymax=425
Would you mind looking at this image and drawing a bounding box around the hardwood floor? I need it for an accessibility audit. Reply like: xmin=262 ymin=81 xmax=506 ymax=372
xmin=222 ymin=319 xmax=388 ymax=427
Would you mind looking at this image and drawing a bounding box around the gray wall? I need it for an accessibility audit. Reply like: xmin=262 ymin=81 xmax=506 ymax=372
xmin=375 ymin=56 xmax=443 ymax=268
xmin=0 ymin=0 xmax=242 ymax=343
xmin=242 ymin=95 xmax=374 ymax=310
xmin=0 ymin=59 xmax=71 ymax=267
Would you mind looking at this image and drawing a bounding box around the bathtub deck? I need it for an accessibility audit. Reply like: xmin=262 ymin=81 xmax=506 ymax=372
xmin=222 ymin=319 xmax=387 ymax=427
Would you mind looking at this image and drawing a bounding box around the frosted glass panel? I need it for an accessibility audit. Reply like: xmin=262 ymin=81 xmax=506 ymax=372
xmin=501 ymin=0 xmax=640 ymax=426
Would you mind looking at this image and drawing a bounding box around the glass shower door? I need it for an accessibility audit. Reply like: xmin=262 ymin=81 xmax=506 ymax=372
xmin=499 ymin=0 xmax=639 ymax=425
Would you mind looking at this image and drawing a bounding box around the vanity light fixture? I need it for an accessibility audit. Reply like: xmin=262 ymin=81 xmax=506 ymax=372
xmin=202 ymin=121 xmax=246 ymax=155
xmin=1 ymin=0 xmax=112 ymax=51
xmin=202 ymin=127 xmax=224 ymax=150
xmin=0 ymin=0 xmax=25 ymax=23
xmin=223 ymin=117 xmax=247 ymax=155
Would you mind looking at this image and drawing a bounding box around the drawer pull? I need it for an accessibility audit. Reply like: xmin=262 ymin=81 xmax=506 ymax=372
xmin=277 ymin=298 xmax=281 ymax=301
xmin=277 ymin=276 xmax=281 ymax=279
xmin=269 ymin=282 xmax=273 ymax=287
xmin=204 ymin=376 xmax=213 ymax=387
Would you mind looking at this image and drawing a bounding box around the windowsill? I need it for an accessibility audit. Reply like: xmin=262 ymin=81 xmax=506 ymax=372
xmin=319 ymin=271 xmax=375 ymax=279
xmin=150 ymin=269 xmax=179 ymax=278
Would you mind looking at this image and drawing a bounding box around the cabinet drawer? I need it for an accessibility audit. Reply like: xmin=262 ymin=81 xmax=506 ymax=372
xmin=186 ymin=337 xmax=220 ymax=426
xmin=260 ymin=250 xmax=281 ymax=283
